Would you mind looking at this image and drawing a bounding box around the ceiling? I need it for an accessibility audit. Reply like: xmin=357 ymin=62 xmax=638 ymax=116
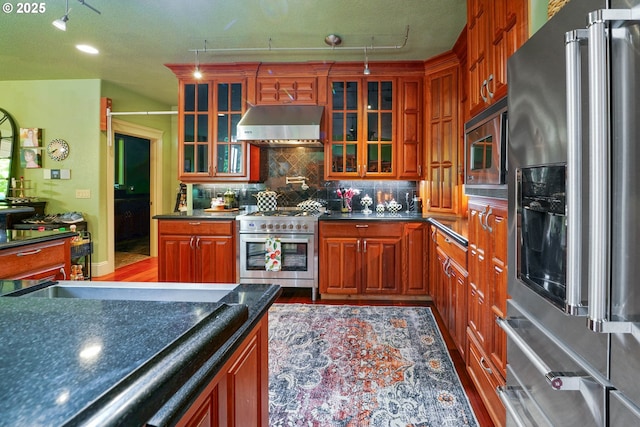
xmin=0 ymin=0 xmax=467 ymax=106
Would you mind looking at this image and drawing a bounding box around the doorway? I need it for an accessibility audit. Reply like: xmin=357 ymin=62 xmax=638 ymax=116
xmin=114 ymin=133 xmax=151 ymax=268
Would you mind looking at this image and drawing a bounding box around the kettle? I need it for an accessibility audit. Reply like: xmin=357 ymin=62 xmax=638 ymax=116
xmin=254 ymin=189 xmax=279 ymax=211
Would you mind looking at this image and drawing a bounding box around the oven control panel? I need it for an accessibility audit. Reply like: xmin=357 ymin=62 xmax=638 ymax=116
xmin=237 ymin=218 xmax=312 ymax=233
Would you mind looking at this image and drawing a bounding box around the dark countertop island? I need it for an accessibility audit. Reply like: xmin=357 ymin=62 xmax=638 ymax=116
xmin=0 ymin=282 xmax=280 ymax=426
xmin=0 ymin=229 xmax=76 ymax=249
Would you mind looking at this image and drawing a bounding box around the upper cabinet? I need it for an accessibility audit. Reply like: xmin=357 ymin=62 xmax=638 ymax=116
xmin=256 ymin=77 xmax=317 ymax=105
xmin=326 ymin=78 xmax=395 ymax=179
xmin=179 ymin=79 xmax=261 ymax=182
xmin=467 ymin=0 xmax=528 ymax=117
xmin=425 ymin=54 xmax=461 ymax=214
xmin=325 ymin=72 xmax=422 ymax=180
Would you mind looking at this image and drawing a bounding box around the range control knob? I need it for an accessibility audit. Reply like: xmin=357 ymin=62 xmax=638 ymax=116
xmin=289 ymin=223 xmax=294 ymax=229
xmin=275 ymin=223 xmax=281 ymax=230
xmin=296 ymin=224 xmax=301 ymax=230
xmin=302 ymin=224 xmax=308 ymax=230
xmin=260 ymin=223 xmax=266 ymax=230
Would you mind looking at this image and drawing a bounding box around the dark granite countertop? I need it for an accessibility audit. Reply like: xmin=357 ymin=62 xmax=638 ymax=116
xmin=152 ymin=208 xmax=469 ymax=245
xmin=0 ymin=282 xmax=281 ymax=427
xmin=319 ymin=211 xmax=469 ymax=246
xmin=0 ymin=229 xmax=76 ymax=250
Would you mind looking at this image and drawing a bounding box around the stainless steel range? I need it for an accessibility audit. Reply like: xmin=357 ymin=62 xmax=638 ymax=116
xmin=236 ymin=209 xmax=318 ymax=301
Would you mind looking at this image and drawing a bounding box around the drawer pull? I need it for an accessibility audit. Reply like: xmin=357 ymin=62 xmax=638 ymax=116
xmin=188 ymin=222 xmax=201 ymax=226
xmin=17 ymin=249 xmax=42 ymax=256
xmin=479 ymin=356 xmax=493 ymax=375
xmin=355 ymin=224 xmax=369 ymax=228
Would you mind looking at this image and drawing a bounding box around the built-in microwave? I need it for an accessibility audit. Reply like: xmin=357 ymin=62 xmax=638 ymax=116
xmin=464 ymin=97 xmax=508 ymax=197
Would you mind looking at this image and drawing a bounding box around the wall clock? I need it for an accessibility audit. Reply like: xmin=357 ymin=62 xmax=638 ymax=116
xmin=46 ymin=138 xmax=70 ymax=161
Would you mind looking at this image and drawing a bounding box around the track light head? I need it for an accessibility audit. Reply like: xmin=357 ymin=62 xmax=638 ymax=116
xmin=52 ymin=13 xmax=69 ymax=31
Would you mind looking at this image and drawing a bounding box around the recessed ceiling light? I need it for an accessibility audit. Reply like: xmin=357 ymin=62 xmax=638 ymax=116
xmin=76 ymin=44 xmax=99 ymax=54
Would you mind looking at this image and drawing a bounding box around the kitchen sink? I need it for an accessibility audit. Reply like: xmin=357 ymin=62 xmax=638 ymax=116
xmin=14 ymin=281 xmax=238 ymax=303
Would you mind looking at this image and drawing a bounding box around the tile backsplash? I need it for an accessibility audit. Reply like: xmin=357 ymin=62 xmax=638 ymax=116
xmin=192 ymin=147 xmax=418 ymax=212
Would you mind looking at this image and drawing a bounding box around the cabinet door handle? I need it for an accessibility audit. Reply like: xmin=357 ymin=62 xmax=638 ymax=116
xmin=418 ymin=165 xmax=422 ymax=176
xmin=189 ymin=236 xmax=195 ymax=249
xmin=485 ymin=207 xmax=493 ymax=233
xmin=480 ymin=79 xmax=488 ymax=103
xmin=363 ymin=239 xmax=367 ymax=253
xmin=17 ymin=249 xmax=42 ymax=256
xmin=60 ymin=267 xmax=66 ymax=280
xmin=487 ymin=74 xmax=495 ymax=99
xmin=357 ymin=239 xmax=361 ymax=253
xmin=195 ymin=236 xmax=201 ymax=249
xmin=480 ymin=357 xmax=493 ymax=375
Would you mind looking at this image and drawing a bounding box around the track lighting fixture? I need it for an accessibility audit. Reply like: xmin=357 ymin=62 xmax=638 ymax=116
xmin=52 ymin=0 xmax=101 ymax=31
xmin=52 ymin=0 xmax=70 ymax=31
xmin=363 ymin=47 xmax=371 ymax=75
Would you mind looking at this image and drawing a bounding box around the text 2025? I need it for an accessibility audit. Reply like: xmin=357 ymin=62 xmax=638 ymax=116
xmin=17 ymin=2 xmax=46 ymax=13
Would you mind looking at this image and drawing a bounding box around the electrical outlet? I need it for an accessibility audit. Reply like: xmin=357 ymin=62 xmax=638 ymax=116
xmin=75 ymin=189 xmax=91 ymax=199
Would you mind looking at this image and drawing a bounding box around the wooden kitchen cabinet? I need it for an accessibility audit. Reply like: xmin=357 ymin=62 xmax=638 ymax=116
xmin=432 ymin=227 xmax=468 ymax=357
xmin=325 ymin=79 xmax=397 ymax=179
xmin=402 ymin=222 xmax=428 ymax=295
xmin=425 ymin=54 xmax=461 ymax=214
xmin=158 ymin=219 xmax=236 ymax=283
xmin=256 ymin=77 xmax=316 ymax=105
xmin=467 ymin=0 xmax=528 ymax=117
xmin=0 ymin=237 xmax=71 ymax=281
xmin=177 ymin=315 xmax=269 ymax=427
xmin=168 ymin=67 xmax=262 ymax=183
xmin=467 ymin=198 xmax=508 ymax=427
xmin=397 ymin=77 xmax=423 ymax=180
xmin=319 ymin=222 xmax=402 ymax=296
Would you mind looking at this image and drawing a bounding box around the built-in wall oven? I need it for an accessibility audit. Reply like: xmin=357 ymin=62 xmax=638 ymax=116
xmin=236 ymin=209 xmax=318 ymax=301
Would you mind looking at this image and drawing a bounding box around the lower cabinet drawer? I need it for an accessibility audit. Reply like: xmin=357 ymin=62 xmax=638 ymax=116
xmin=0 ymin=239 xmax=69 ymax=279
xmin=159 ymin=220 xmax=234 ymax=236
xmin=467 ymin=330 xmax=506 ymax=427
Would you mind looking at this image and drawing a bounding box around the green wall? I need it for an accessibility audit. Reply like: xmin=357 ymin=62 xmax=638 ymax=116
xmin=0 ymin=79 xmax=177 ymax=273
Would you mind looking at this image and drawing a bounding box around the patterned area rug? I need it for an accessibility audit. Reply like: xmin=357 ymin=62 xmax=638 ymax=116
xmin=268 ymin=304 xmax=479 ymax=427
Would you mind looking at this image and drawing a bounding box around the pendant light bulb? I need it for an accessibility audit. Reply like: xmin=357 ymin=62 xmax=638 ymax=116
xmin=193 ymin=50 xmax=203 ymax=79
xmin=363 ymin=47 xmax=371 ymax=75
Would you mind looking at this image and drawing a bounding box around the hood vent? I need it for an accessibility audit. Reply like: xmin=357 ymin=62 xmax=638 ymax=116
xmin=236 ymin=105 xmax=324 ymax=147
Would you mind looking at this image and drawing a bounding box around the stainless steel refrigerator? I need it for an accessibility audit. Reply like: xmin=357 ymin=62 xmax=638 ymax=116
xmin=502 ymin=0 xmax=640 ymax=425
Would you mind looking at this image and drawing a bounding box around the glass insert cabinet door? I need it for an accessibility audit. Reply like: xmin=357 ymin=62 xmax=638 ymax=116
xmin=330 ymin=80 xmax=359 ymax=175
xmin=215 ymin=82 xmax=244 ymax=176
xmin=328 ymin=79 xmax=394 ymax=178
xmin=180 ymin=80 xmax=246 ymax=178
xmin=182 ymin=83 xmax=209 ymax=174
xmin=366 ymin=81 xmax=393 ymax=175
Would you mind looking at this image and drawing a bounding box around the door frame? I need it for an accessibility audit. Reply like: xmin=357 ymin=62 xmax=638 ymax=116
xmin=102 ymin=119 xmax=164 ymax=275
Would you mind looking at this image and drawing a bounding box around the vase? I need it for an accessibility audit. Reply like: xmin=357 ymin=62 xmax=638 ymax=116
xmin=341 ymin=198 xmax=352 ymax=212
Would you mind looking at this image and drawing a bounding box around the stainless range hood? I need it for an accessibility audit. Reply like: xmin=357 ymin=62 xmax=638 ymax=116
xmin=236 ymin=105 xmax=324 ymax=147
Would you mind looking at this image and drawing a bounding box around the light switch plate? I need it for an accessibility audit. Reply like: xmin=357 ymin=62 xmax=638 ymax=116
xmin=75 ymin=189 xmax=90 ymax=199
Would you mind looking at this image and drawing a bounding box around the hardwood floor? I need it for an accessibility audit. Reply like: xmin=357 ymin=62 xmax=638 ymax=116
xmin=93 ymin=258 xmax=494 ymax=427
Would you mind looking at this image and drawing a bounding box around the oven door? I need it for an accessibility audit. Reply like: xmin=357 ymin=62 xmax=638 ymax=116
xmin=239 ymin=233 xmax=315 ymax=281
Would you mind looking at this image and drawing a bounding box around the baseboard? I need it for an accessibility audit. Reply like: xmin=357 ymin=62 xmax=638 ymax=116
xmin=92 ymin=260 xmax=111 ymax=278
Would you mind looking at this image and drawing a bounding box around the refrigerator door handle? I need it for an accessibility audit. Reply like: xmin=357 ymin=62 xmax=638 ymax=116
xmin=585 ymin=9 xmax=640 ymax=334
xmin=498 ymin=317 xmax=590 ymax=391
xmin=564 ymin=29 xmax=588 ymax=317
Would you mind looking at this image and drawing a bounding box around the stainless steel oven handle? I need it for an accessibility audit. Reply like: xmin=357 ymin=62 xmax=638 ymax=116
xmin=564 ymin=29 xmax=588 ymax=316
xmin=497 ymin=317 xmax=589 ymax=391
xmin=497 ymin=386 xmax=528 ymax=427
